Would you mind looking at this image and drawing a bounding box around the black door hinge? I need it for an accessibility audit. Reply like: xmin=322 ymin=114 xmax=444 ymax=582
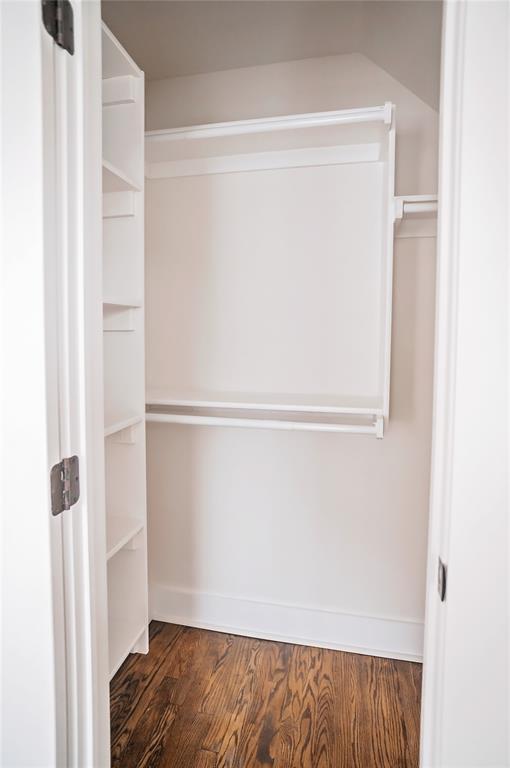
xmin=42 ymin=0 xmax=74 ymax=55
xmin=51 ymin=455 xmax=80 ymax=515
xmin=437 ymin=557 xmax=447 ymax=602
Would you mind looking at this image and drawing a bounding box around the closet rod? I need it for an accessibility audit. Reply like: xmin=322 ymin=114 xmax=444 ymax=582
xmin=146 ymin=412 xmax=384 ymax=437
xmin=395 ymin=194 xmax=438 ymax=218
xmin=404 ymin=201 xmax=438 ymax=214
xmin=146 ymin=103 xmax=392 ymax=143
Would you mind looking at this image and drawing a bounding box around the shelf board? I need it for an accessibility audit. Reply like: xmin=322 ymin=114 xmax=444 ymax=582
xmin=102 ymin=22 xmax=141 ymax=80
xmin=102 ymin=75 xmax=137 ymax=107
xmin=145 ymin=103 xmax=392 ymax=177
xmin=146 ymin=410 xmax=382 ymax=436
xmin=103 ymin=159 xmax=140 ymax=193
xmin=105 ymin=414 xmax=144 ymax=438
xmin=103 ymin=301 xmax=139 ymax=332
xmin=106 ymin=516 xmax=144 ymax=561
xmin=103 ymin=297 xmax=142 ymax=309
xmin=103 ymin=190 xmax=136 ymax=219
xmin=146 ymin=390 xmax=383 ymax=417
xmin=146 ymin=104 xmax=391 ymax=145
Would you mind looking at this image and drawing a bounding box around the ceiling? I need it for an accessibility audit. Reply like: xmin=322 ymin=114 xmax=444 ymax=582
xmin=102 ymin=1 xmax=442 ymax=109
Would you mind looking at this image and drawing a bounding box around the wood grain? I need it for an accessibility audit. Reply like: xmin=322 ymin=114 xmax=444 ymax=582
xmin=111 ymin=622 xmax=422 ymax=768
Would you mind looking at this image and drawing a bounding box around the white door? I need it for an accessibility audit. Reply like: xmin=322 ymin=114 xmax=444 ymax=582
xmin=1 ymin=1 xmax=65 ymax=764
xmin=420 ymin=1 xmax=509 ymax=766
xmin=0 ymin=1 xmax=109 ymax=766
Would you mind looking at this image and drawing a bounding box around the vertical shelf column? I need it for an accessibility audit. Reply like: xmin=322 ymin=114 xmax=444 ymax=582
xmin=101 ymin=22 xmax=148 ymax=680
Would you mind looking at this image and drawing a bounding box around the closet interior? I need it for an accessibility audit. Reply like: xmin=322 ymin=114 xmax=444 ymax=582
xmin=99 ymin=0 xmax=439 ymax=694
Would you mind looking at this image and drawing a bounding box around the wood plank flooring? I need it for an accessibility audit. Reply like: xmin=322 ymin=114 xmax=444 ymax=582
xmin=110 ymin=621 xmax=422 ymax=768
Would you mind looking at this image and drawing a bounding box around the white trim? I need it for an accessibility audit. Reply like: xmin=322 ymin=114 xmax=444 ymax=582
xmin=146 ymin=143 xmax=380 ymax=180
xmin=69 ymin=4 xmax=111 ymax=765
xmin=150 ymin=584 xmax=424 ymax=662
xmin=420 ymin=3 xmax=465 ymax=763
xmin=421 ymin=2 xmax=510 ymax=765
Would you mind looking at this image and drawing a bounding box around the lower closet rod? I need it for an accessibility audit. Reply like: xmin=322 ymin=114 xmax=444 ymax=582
xmin=146 ymin=412 xmax=382 ymax=436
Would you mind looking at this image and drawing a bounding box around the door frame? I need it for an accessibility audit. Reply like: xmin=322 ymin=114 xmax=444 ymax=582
xmin=420 ymin=1 xmax=509 ymax=765
xmin=61 ymin=2 xmax=110 ymax=765
xmin=53 ymin=1 xmax=110 ymax=764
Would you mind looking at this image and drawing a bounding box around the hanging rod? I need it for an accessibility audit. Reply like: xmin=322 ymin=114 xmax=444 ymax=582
xmin=145 ymin=103 xmax=393 ymax=144
xmin=146 ymin=411 xmax=384 ymax=438
xmin=394 ymin=194 xmax=438 ymax=219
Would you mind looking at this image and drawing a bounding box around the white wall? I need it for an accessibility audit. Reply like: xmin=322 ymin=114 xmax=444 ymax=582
xmin=361 ymin=1 xmax=442 ymax=111
xmin=104 ymin=1 xmax=442 ymax=110
xmin=145 ymin=53 xmax=438 ymax=659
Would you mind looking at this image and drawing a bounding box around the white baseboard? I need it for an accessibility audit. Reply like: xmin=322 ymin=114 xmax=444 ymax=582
xmin=150 ymin=584 xmax=423 ymax=662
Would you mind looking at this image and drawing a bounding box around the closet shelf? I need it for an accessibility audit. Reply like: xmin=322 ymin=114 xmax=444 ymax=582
xmin=147 ymin=103 xmax=391 ymax=143
xmin=145 ymin=102 xmax=393 ymax=179
xmin=106 ymin=516 xmax=144 ymax=561
xmin=103 ymin=302 xmax=139 ymax=332
xmin=103 ymin=159 xmax=140 ymax=193
xmin=102 ymin=75 xmax=137 ymax=107
xmin=146 ymin=391 xmax=383 ymax=416
xmin=102 ymin=22 xmax=141 ymax=80
xmin=105 ymin=414 xmax=144 ymax=438
xmin=103 ymin=190 xmax=136 ymax=219
xmin=103 ymin=297 xmax=142 ymax=309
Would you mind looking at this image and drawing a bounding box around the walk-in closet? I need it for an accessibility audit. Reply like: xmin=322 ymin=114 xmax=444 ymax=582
xmin=93 ymin=0 xmax=439 ymax=762
xmin=4 ymin=2 xmax=509 ymax=767
xmin=96 ymin=3 xmax=441 ymax=763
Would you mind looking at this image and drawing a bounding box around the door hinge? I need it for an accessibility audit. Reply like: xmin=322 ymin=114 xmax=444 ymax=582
xmin=42 ymin=0 xmax=74 ymax=55
xmin=51 ymin=455 xmax=80 ymax=515
xmin=437 ymin=557 xmax=447 ymax=602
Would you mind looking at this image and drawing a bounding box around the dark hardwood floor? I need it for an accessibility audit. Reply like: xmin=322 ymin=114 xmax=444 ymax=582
xmin=110 ymin=621 xmax=422 ymax=768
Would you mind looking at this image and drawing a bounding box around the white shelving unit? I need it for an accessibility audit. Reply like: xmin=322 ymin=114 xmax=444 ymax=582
xmin=145 ymin=103 xmax=396 ymax=437
xmin=102 ymin=22 xmax=148 ymax=680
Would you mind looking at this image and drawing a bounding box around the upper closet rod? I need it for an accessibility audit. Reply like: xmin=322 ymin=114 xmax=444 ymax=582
xmin=146 ymin=103 xmax=392 ymax=143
